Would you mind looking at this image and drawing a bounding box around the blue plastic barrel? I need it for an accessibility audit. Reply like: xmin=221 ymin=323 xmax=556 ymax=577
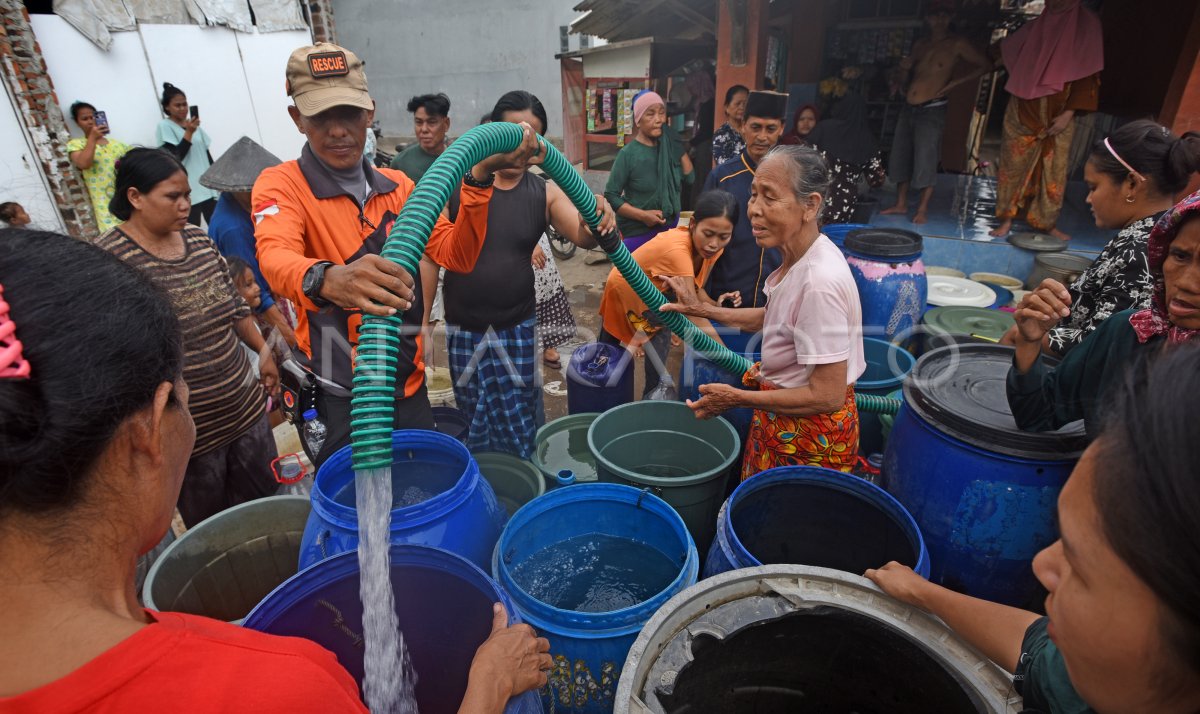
xmin=566 ymin=342 xmax=634 ymax=415
xmin=299 ymin=429 xmax=506 ymax=571
xmin=982 ymin=282 xmax=1014 ymax=310
xmin=244 ymin=544 xmax=540 ymax=713
xmin=883 ymin=345 xmax=1087 ymax=607
xmin=432 ymin=405 xmax=469 ymax=443
xmin=704 ymin=466 xmax=929 ymax=578
xmin=494 ymin=484 xmax=699 ymax=713
xmin=844 ymin=229 xmax=928 ymax=343
xmin=857 ymin=337 xmax=916 ymax=456
xmin=822 ymin=223 xmax=872 ymax=252
xmin=677 ymin=344 xmax=758 ymax=451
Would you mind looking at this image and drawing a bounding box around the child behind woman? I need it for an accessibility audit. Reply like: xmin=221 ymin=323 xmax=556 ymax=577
xmin=228 ymin=256 xmax=290 ymax=367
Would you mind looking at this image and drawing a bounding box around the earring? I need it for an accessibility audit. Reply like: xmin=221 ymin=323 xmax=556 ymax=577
xmin=1125 ymin=195 xmax=1136 ymax=203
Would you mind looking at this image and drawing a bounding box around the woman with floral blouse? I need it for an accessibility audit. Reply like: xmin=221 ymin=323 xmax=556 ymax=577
xmin=1002 ymin=120 xmax=1200 ymax=356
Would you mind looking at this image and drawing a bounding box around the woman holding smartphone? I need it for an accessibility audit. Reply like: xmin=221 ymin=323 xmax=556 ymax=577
xmin=156 ymin=82 xmax=218 ymax=227
xmin=67 ymin=101 xmax=132 ymax=234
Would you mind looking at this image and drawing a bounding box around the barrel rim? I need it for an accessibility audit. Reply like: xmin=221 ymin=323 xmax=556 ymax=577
xmin=531 ymin=412 xmax=601 ymax=482
xmin=844 ymin=227 xmax=924 ymax=260
xmin=473 ymin=451 xmax=546 ymax=502
xmin=722 ymin=466 xmax=930 ymax=577
xmin=902 ymin=344 xmax=1089 ymax=458
xmin=1033 ymin=251 xmax=1095 ymax=270
xmin=243 ymin=542 xmax=518 ymax=631
xmin=493 ymin=483 xmax=699 ymax=632
xmin=613 ymin=565 xmax=1020 ymax=714
xmin=587 ymin=401 xmax=740 ymax=488
xmin=310 ymin=429 xmax=481 ymax=530
xmin=142 ymin=495 xmax=312 ymax=612
xmin=858 ymin=336 xmax=917 ymax=392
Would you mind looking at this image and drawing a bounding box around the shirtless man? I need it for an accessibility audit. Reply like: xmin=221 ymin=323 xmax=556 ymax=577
xmin=881 ymin=2 xmax=991 ymax=224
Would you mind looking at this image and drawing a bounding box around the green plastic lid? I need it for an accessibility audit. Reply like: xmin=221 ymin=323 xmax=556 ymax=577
xmin=921 ymin=306 xmax=1014 ymax=341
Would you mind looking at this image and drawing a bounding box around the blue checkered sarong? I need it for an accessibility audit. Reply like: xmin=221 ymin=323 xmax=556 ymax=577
xmin=447 ymin=317 xmax=540 ymax=459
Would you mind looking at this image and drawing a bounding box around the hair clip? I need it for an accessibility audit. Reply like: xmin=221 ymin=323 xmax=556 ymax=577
xmin=0 ymin=285 xmax=31 ymax=379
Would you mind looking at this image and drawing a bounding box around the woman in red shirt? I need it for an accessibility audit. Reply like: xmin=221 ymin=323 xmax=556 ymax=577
xmin=0 ymin=229 xmax=549 ymax=713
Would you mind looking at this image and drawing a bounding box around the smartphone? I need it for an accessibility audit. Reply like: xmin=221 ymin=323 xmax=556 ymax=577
xmin=189 ymin=105 xmax=199 ymax=120
xmin=94 ymin=110 xmax=108 ymax=128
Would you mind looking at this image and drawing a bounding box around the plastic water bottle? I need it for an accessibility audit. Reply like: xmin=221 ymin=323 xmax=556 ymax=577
xmin=302 ymin=408 xmax=326 ymax=457
xmin=645 ymin=379 xmax=678 ymax=401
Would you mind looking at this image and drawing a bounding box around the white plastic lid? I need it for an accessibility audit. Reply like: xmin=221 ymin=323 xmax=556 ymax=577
xmin=926 ymin=276 xmax=997 ymax=308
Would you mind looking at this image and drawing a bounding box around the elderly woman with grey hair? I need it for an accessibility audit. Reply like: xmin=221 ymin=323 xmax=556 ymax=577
xmin=662 ymin=145 xmax=866 ymax=479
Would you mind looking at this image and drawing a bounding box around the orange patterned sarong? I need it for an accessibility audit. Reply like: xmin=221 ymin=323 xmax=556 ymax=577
xmin=740 ymin=378 xmax=860 ymax=482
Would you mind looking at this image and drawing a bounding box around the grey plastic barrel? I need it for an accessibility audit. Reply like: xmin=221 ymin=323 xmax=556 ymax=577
xmin=142 ymin=496 xmax=311 ymax=623
xmin=616 ymin=565 xmax=1022 ymax=713
xmin=474 ymin=451 xmax=545 ymax=516
xmin=1027 ymin=252 xmax=1094 ymax=289
xmin=135 ymin=529 xmax=176 ymax=598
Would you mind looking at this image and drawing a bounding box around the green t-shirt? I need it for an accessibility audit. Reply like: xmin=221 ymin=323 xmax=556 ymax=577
xmin=1014 ymin=617 xmax=1095 ymax=713
xmin=1007 ymin=309 xmax=1164 ymax=439
xmin=389 ymin=144 xmax=439 ymax=183
xmin=604 ymin=138 xmax=695 ymax=239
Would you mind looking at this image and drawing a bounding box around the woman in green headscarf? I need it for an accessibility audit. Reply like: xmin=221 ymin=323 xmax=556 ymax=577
xmin=604 ymin=90 xmax=695 ymax=252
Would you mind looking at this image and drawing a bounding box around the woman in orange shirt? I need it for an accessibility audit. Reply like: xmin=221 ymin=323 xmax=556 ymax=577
xmin=599 ymin=190 xmax=738 ymax=397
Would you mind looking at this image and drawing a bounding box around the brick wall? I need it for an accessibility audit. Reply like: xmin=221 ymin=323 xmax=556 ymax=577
xmin=0 ymin=0 xmax=96 ymax=238
xmin=307 ymin=0 xmax=337 ymax=45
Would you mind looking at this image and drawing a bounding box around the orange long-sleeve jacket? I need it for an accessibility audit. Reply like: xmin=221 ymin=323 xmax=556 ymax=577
xmin=254 ymin=145 xmax=490 ymax=397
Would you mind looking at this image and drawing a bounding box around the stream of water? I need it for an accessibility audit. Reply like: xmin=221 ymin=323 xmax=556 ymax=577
xmin=355 ymin=466 xmax=419 ymax=713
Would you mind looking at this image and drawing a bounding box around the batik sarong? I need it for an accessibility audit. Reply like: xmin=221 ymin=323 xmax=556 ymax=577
xmin=447 ymin=317 xmax=539 ymax=458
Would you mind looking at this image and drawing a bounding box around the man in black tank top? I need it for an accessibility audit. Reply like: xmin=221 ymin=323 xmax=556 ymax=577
xmin=443 ymin=91 xmax=614 ymax=457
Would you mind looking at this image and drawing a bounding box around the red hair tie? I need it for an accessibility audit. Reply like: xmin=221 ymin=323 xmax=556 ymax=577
xmin=0 ymin=285 xmax=31 ymax=379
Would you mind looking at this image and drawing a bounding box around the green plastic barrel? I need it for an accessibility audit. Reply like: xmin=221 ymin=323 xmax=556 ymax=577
xmin=588 ymin=401 xmax=740 ymax=553
xmin=143 ymin=496 xmax=311 ymax=623
xmin=533 ymin=413 xmax=601 ymax=488
xmin=474 ymin=451 xmax=545 ymax=516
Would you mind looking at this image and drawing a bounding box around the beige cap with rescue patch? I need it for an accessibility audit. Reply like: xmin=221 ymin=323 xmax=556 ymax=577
xmin=285 ymin=42 xmax=372 ymax=117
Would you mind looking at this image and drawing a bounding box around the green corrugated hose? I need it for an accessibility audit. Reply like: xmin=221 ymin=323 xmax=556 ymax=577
xmin=350 ymin=123 xmax=899 ymax=470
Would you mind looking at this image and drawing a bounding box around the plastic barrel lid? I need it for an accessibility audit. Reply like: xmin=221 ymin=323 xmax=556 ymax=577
xmin=903 ymin=344 xmax=1087 ymax=458
xmin=980 ymin=283 xmax=1014 ymax=309
xmin=926 ymin=275 xmax=996 ymax=307
xmin=1009 ymin=232 xmax=1067 ymax=252
xmin=922 ymin=306 xmax=1014 ymax=340
xmin=844 ymin=228 xmax=923 ymax=261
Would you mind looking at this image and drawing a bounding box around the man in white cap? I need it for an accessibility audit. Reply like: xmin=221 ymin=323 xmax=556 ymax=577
xmin=254 ymin=42 xmax=542 ymax=466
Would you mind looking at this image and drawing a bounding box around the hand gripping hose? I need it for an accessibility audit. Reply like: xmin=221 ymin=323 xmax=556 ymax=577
xmin=350 ymin=124 xmax=897 ymax=470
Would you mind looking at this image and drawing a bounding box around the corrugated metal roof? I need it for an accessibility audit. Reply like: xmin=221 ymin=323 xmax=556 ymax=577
xmin=571 ymin=0 xmax=716 ymax=42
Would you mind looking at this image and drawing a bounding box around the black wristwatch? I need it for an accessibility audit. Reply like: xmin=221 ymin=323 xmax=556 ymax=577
xmin=302 ymin=261 xmax=334 ymax=308
xmin=462 ymin=169 xmax=495 ymax=189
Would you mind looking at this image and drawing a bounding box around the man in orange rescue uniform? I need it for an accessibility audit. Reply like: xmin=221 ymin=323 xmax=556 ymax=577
xmin=255 ymin=42 xmax=544 ymax=466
